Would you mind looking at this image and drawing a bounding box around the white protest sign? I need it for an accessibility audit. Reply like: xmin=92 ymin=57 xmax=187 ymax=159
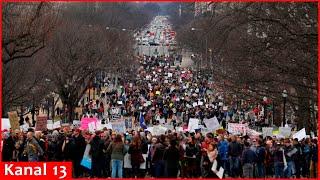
xmin=223 ymin=106 xmax=228 ymax=111
xmin=292 ymin=128 xmax=306 ymax=141
xmin=262 ymin=127 xmax=273 ymax=138
xmin=176 ymin=127 xmax=183 ymax=132
xmin=193 ymin=102 xmax=198 ymax=107
xmin=159 ymin=118 xmax=165 ymax=124
xmin=53 ymin=121 xmax=61 ymax=129
xmin=198 ymin=101 xmax=204 ymax=106
xmin=2 ymin=118 xmax=11 ymax=130
xmin=188 ymin=118 xmax=199 ymax=132
xmin=279 ymin=127 xmax=292 ymax=138
xmin=20 ymin=124 xmax=29 ymax=131
xmin=168 ymin=73 xmax=173 ymax=78
xmin=73 ymin=120 xmax=81 ymax=128
xmin=152 ymin=125 xmax=167 ymax=136
xmin=204 ymin=117 xmax=220 ymax=132
xmin=227 ymin=123 xmax=248 ymax=135
xmin=88 ymin=122 xmax=96 ymax=133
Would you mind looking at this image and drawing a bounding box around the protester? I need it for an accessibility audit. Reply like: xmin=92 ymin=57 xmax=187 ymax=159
xmin=107 ymin=134 xmax=127 ymax=178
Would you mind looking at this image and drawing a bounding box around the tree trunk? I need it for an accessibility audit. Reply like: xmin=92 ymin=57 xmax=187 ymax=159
xmin=296 ymin=87 xmax=311 ymax=133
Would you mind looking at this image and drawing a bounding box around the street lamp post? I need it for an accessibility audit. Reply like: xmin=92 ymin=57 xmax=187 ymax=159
xmin=282 ymin=90 xmax=288 ymax=127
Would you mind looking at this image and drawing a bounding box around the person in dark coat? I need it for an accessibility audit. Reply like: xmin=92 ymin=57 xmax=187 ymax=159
xmin=72 ymin=129 xmax=86 ymax=178
xmin=2 ymin=132 xmax=15 ymax=161
xmin=90 ymin=132 xmax=104 ymax=178
xmin=128 ymin=136 xmax=144 ymax=178
xmin=164 ymin=139 xmax=180 ymax=177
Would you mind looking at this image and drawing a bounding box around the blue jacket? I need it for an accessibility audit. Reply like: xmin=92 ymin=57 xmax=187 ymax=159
xmin=218 ymin=140 xmax=228 ymax=160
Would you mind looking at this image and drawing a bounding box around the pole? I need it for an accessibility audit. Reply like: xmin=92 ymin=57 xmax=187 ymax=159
xmin=283 ymin=97 xmax=286 ymax=126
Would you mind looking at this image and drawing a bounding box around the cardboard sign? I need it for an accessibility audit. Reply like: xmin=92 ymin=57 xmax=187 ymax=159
xmin=1 ymin=118 xmax=11 ymax=130
xmin=204 ymin=117 xmax=220 ymax=132
xmin=35 ymin=116 xmax=48 ymax=131
xmin=188 ymin=118 xmax=199 ymax=132
xmin=292 ymin=128 xmax=306 ymax=141
xmin=227 ymin=123 xmax=248 ymax=135
xmin=279 ymin=127 xmax=292 ymax=138
xmin=8 ymin=111 xmax=19 ymax=130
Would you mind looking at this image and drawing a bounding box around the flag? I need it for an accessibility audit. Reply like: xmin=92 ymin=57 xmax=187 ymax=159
xmin=139 ymin=112 xmax=147 ymax=129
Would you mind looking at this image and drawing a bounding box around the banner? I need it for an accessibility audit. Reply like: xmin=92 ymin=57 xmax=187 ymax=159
xmin=279 ymin=127 xmax=292 ymax=138
xmin=188 ymin=118 xmax=199 ymax=132
xmin=262 ymin=127 xmax=273 ymax=138
xmin=292 ymin=128 xmax=306 ymax=141
xmin=35 ymin=116 xmax=48 ymax=131
xmin=8 ymin=111 xmax=19 ymax=130
xmin=112 ymin=121 xmax=126 ymax=133
xmin=203 ymin=117 xmax=220 ymax=132
xmin=80 ymin=117 xmax=98 ymax=130
xmin=1 ymin=118 xmax=11 ymax=130
xmin=227 ymin=123 xmax=248 ymax=135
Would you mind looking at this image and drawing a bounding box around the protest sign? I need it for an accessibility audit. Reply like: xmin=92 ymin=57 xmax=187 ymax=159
xmin=112 ymin=121 xmax=126 ymax=133
xmin=35 ymin=116 xmax=48 ymax=131
xmin=203 ymin=117 xmax=220 ymax=132
xmin=279 ymin=127 xmax=292 ymax=138
xmin=80 ymin=117 xmax=98 ymax=130
xmin=198 ymin=101 xmax=204 ymax=106
xmin=227 ymin=123 xmax=248 ymax=135
xmin=1 ymin=118 xmax=11 ymax=130
xmin=152 ymin=125 xmax=167 ymax=136
xmin=125 ymin=118 xmax=133 ymax=129
xmin=292 ymin=128 xmax=306 ymax=141
xmin=167 ymin=72 xmax=173 ymax=78
xmin=20 ymin=124 xmax=29 ymax=131
xmin=193 ymin=102 xmax=198 ymax=107
xmin=262 ymin=127 xmax=274 ymax=138
xmin=8 ymin=111 xmax=19 ymax=130
xmin=53 ymin=121 xmax=61 ymax=129
xmin=188 ymin=118 xmax=199 ymax=132
xmin=81 ymin=144 xmax=92 ymax=170
xmin=176 ymin=127 xmax=183 ymax=132
xmin=88 ymin=121 xmax=97 ymax=133
xmin=73 ymin=120 xmax=81 ymax=128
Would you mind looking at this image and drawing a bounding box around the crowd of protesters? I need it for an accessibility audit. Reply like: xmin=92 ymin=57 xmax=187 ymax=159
xmin=2 ymin=55 xmax=318 ymax=178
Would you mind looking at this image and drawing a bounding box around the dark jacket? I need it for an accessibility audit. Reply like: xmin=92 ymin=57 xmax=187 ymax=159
xmin=242 ymin=147 xmax=257 ymax=164
xmin=228 ymin=141 xmax=242 ymax=157
xmin=73 ymin=134 xmax=86 ymax=161
xmin=164 ymin=146 xmax=180 ymax=168
xmin=256 ymin=146 xmax=266 ymax=163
